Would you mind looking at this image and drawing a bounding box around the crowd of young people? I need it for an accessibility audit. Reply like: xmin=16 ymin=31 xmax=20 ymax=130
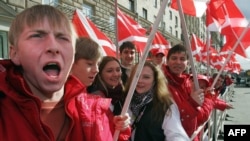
xmin=0 ymin=4 xmax=234 ymax=141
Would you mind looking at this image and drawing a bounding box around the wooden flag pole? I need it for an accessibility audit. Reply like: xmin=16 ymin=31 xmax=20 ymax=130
xmin=206 ymin=30 xmax=211 ymax=77
xmin=115 ymin=0 xmax=119 ymax=58
xmin=177 ymin=0 xmax=200 ymax=90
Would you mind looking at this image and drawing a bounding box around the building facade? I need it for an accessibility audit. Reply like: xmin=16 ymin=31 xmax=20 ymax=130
xmin=0 ymin=0 xmax=211 ymax=62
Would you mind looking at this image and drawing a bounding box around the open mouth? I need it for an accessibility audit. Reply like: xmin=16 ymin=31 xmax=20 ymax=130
xmin=43 ymin=63 xmax=61 ymax=77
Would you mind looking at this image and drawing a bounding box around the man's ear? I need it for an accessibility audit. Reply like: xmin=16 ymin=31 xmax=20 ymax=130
xmin=9 ymin=46 xmax=21 ymax=65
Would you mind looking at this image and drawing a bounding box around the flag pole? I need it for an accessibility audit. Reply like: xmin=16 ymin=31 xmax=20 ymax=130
xmin=115 ymin=0 xmax=119 ymax=58
xmin=113 ymin=0 xmax=169 ymax=140
xmin=211 ymin=22 xmax=250 ymax=89
xmin=206 ymin=30 xmax=211 ymax=76
xmin=177 ymin=0 xmax=200 ymax=90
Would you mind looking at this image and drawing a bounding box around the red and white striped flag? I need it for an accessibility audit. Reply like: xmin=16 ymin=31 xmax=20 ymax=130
xmin=72 ymin=9 xmax=117 ymax=57
xmin=117 ymin=8 xmax=148 ymax=54
xmin=171 ymin=0 xmax=208 ymax=17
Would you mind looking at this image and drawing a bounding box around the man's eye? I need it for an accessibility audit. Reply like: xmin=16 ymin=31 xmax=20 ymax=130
xmin=58 ymin=35 xmax=70 ymax=41
xmin=30 ymin=34 xmax=42 ymax=38
xmin=87 ymin=63 xmax=93 ymax=66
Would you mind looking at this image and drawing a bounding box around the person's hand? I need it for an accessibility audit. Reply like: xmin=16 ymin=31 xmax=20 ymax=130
xmin=226 ymin=103 xmax=234 ymax=109
xmin=191 ymin=89 xmax=204 ymax=106
xmin=113 ymin=113 xmax=131 ymax=131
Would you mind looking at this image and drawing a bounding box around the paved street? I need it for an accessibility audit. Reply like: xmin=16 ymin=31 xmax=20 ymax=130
xmin=217 ymin=84 xmax=250 ymax=140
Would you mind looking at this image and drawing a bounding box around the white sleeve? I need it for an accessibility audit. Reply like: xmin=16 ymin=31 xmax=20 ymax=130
xmin=162 ymin=103 xmax=191 ymax=141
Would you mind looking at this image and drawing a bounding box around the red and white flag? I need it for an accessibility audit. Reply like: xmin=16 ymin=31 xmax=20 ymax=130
xmin=219 ymin=0 xmax=250 ymax=58
xmin=207 ymin=0 xmax=250 ymax=58
xmin=201 ymin=46 xmax=218 ymax=64
xmin=221 ymin=34 xmax=249 ymax=58
xmin=227 ymin=54 xmax=241 ymax=74
xmin=171 ymin=0 xmax=208 ymax=17
xmin=123 ymin=14 xmax=147 ymax=35
xmin=190 ymin=33 xmax=205 ymax=62
xmin=206 ymin=0 xmax=248 ymax=34
xmin=210 ymin=54 xmax=226 ymax=71
xmin=72 ymin=9 xmax=116 ymax=57
xmin=150 ymin=30 xmax=171 ymax=57
xmin=152 ymin=30 xmax=171 ymax=49
xmin=117 ymin=8 xmax=148 ymax=54
xmin=207 ymin=0 xmax=226 ymax=25
xmin=206 ymin=6 xmax=223 ymax=32
xmin=219 ymin=0 xmax=249 ymax=36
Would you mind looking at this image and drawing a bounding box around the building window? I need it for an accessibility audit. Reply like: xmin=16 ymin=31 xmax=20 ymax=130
xmin=169 ymin=11 xmax=172 ymax=20
xmin=42 ymin=0 xmax=58 ymax=6
xmin=82 ymin=3 xmax=93 ymax=17
xmin=129 ymin=0 xmax=135 ymax=12
xmin=154 ymin=0 xmax=157 ymax=8
xmin=109 ymin=15 xmax=115 ymax=30
xmin=169 ymin=26 xmax=172 ymax=34
xmin=161 ymin=21 xmax=165 ymax=31
xmin=175 ymin=30 xmax=178 ymax=38
xmin=142 ymin=8 xmax=147 ymax=20
xmin=175 ymin=16 xmax=178 ymax=27
xmin=0 ymin=31 xmax=8 ymax=59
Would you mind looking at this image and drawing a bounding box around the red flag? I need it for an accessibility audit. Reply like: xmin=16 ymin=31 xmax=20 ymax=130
xmin=221 ymin=34 xmax=249 ymax=58
xmin=72 ymin=9 xmax=116 ymax=56
xmin=123 ymin=14 xmax=147 ymax=35
xmin=227 ymin=54 xmax=241 ymax=74
xmin=206 ymin=8 xmax=221 ymax=32
xmin=220 ymin=0 xmax=248 ymax=36
xmin=117 ymin=8 xmax=148 ymax=54
xmin=201 ymin=46 xmax=217 ymax=64
xmin=207 ymin=0 xmax=250 ymax=58
xmin=152 ymin=30 xmax=171 ymax=49
xmin=206 ymin=0 xmax=248 ymax=36
xmin=207 ymin=0 xmax=226 ymax=25
xmin=206 ymin=2 xmax=226 ymax=32
xmin=210 ymin=54 xmax=226 ymax=71
xmin=150 ymin=30 xmax=171 ymax=57
xmin=171 ymin=0 xmax=207 ymax=17
xmin=190 ymin=33 xmax=205 ymax=62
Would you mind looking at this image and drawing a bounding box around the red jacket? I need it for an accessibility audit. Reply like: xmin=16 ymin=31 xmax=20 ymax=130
xmin=162 ymin=66 xmax=213 ymax=141
xmin=0 ymin=60 xmax=130 ymax=141
xmin=205 ymin=92 xmax=228 ymax=111
xmin=225 ymin=77 xmax=233 ymax=86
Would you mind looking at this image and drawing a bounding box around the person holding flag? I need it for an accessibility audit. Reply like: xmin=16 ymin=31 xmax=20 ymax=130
xmin=162 ymin=44 xmax=212 ymax=141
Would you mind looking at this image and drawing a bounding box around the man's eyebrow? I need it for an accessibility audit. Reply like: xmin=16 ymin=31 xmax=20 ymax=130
xmin=32 ymin=29 xmax=48 ymax=34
